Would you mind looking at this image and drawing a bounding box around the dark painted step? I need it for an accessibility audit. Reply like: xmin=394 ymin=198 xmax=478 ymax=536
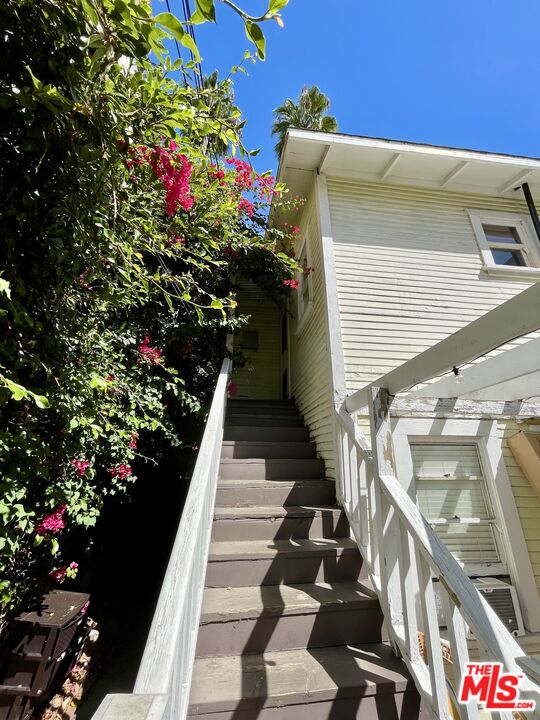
xmin=226 ymin=413 xmax=305 ymax=427
xmin=221 ymin=440 xmax=317 ymax=460
xmin=215 ymin=479 xmax=335 ymax=507
xmin=195 ymin=581 xmax=386 ymax=657
xmin=219 ymin=458 xmax=325 ymax=481
xmin=226 ymin=403 xmax=300 ymax=417
xmin=205 ymin=538 xmax=364 ymax=587
xmin=212 ymin=505 xmax=348 ymax=541
xmin=223 ymin=425 xmax=310 ymax=443
xmin=188 ymin=642 xmax=420 ymax=720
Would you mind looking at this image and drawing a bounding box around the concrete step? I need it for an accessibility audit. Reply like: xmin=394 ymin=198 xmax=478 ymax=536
xmin=220 ymin=440 xmax=317 ymax=460
xmin=219 ymin=458 xmax=325 ymax=481
xmin=188 ymin=642 xmax=420 ymax=720
xmin=226 ymin=414 xmax=306 ymax=427
xmin=205 ymin=538 xmax=364 ymax=587
xmin=212 ymin=505 xmax=348 ymax=541
xmin=215 ymin=479 xmax=335 ymax=507
xmin=196 ymin=581 xmax=386 ymax=657
xmin=223 ymin=425 xmax=310 ymax=443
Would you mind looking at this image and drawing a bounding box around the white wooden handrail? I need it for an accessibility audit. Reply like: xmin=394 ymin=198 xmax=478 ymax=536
xmin=334 ymin=391 xmax=540 ymax=720
xmin=90 ymin=353 xmax=232 ymax=720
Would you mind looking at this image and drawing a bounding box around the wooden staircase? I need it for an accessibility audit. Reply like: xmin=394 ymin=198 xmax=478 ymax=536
xmin=187 ymin=400 xmax=421 ymax=720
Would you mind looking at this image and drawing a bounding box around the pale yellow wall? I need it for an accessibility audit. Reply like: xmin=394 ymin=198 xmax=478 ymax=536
xmin=500 ymin=421 xmax=540 ymax=599
xmin=326 ymin=177 xmax=538 ymax=389
xmin=231 ymin=300 xmax=281 ymax=400
xmin=288 ymin=192 xmax=336 ymax=479
xmin=325 ymin=175 xmax=540 ymax=618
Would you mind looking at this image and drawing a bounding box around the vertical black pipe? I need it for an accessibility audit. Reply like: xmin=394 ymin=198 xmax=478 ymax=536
xmin=520 ymin=182 xmax=540 ymax=248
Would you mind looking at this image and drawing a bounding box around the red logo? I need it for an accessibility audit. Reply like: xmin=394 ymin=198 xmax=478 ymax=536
xmin=458 ymin=663 xmax=535 ymax=712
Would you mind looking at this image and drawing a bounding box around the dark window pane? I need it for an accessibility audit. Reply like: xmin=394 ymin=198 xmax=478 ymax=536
xmin=491 ymin=249 xmax=526 ymax=267
xmin=482 ymin=224 xmax=521 ymax=245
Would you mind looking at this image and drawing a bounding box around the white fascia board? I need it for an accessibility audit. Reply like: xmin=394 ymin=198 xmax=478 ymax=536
xmin=285 ymin=129 xmax=540 ymax=172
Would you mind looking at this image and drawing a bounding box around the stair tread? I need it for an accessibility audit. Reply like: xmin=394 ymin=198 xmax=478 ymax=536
xmin=218 ymin=478 xmax=332 ymax=487
xmin=209 ymin=537 xmax=358 ymax=559
xmin=188 ymin=643 xmax=412 ymax=713
xmin=200 ymin=581 xmax=378 ymax=622
xmin=221 ymin=440 xmax=313 ymax=447
xmin=214 ymin=505 xmax=342 ymax=518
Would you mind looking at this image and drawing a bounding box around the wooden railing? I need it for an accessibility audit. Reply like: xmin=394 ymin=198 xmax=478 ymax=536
xmin=91 ymin=353 xmax=232 ymax=720
xmin=335 ymin=388 xmax=540 ymax=720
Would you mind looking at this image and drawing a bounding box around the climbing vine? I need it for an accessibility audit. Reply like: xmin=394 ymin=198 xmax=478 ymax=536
xmin=0 ymin=0 xmax=300 ymax=619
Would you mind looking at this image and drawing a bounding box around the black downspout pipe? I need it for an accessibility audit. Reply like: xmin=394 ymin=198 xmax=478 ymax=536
xmin=520 ymin=182 xmax=540 ymax=249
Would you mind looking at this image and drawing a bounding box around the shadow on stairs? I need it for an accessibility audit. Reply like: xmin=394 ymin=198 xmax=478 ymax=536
xmin=187 ymin=400 xmax=421 ymax=720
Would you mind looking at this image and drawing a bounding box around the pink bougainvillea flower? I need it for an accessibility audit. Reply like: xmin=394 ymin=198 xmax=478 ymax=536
xmin=36 ymin=505 xmax=67 ymax=536
xmin=304 ymin=266 xmax=315 ymax=277
xmin=208 ymin=165 xmax=225 ymax=181
xmin=109 ymin=464 xmax=132 ymax=480
xmin=238 ymin=198 xmax=255 ymax=217
xmin=49 ymin=566 xmax=68 ymax=583
xmin=292 ymin=226 xmax=301 ymax=235
xmin=254 ymin=174 xmax=275 ymax=200
xmin=166 ymin=235 xmax=185 ymax=248
xmin=70 ymin=459 xmax=90 ymax=477
xmin=223 ymin=246 xmax=240 ymax=259
xmin=283 ymin=279 xmax=300 ymax=291
xmin=138 ymin=333 xmax=163 ymax=365
xmin=128 ymin=432 xmax=138 ymax=450
xmin=180 ymin=338 xmax=193 ymax=356
xmin=225 ymin=157 xmax=253 ymax=190
xmin=227 ymin=382 xmax=238 ymax=398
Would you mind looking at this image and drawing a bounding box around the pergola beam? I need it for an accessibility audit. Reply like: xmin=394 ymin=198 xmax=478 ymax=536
xmin=345 ymin=283 xmax=540 ymax=413
xmin=411 ymin=337 xmax=540 ymax=399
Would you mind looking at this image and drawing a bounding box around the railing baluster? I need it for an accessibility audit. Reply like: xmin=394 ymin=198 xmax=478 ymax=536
xmin=441 ymin=589 xmax=479 ymax=720
xmin=398 ymin=520 xmax=421 ymax=665
xmin=416 ymin=550 xmax=450 ymax=719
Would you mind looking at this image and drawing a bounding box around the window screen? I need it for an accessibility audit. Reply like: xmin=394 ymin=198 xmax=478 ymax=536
xmin=411 ymin=443 xmax=501 ymax=567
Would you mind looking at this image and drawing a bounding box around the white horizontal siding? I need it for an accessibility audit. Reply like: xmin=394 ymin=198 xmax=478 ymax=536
xmin=289 ymin=194 xmax=336 ymax=480
xmin=327 ymin=178 xmax=539 ymax=389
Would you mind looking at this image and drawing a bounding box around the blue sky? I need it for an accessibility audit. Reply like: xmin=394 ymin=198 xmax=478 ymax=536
xmin=156 ymin=0 xmax=540 ymax=175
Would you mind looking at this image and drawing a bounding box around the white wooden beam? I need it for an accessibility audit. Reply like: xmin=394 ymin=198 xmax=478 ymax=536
xmin=498 ymin=170 xmax=534 ymax=196
xmin=440 ymin=160 xmax=470 ymax=187
xmin=345 ymin=282 xmax=540 ymax=413
xmin=317 ymin=144 xmax=332 ymax=174
xmin=380 ymin=153 xmax=401 ymax=181
xmin=389 ymin=396 xmax=540 ymax=418
xmin=411 ymin=337 xmax=540 ymax=399
xmin=463 ymin=369 xmax=540 ymax=402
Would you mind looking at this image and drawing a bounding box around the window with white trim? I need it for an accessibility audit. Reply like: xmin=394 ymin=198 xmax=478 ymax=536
xmin=410 ymin=442 xmax=504 ymax=573
xmin=468 ymin=209 xmax=540 ymax=273
xmin=294 ymin=239 xmax=314 ymax=331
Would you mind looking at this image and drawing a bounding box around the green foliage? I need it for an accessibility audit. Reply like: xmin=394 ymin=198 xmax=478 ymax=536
xmin=272 ymin=84 xmax=338 ymax=157
xmin=0 ymin=0 xmax=295 ymax=618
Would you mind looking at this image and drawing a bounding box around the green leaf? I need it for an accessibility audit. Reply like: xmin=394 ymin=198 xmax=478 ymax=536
xmin=267 ymin=0 xmax=289 ymax=13
xmin=50 ymin=538 xmax=59 ymax=556
xmin=33 ymin=394 xmax=49 ymax=409
xmin=0 ymin=278 xmax=11 ymax=299
xmin=193 ymin=0 xmax=215 ymax=22
xmin=180 ymin=33 xmax=201 ymax=62
xmin=26 ymin=65 xmax=42 ymax=90
xmin=210 ymin=298 xmax=223 ymax=310
xmin=244 ymin=22 xmax=266 ymax=60
xmin=155 ymin=12 xmax=185 ymax=41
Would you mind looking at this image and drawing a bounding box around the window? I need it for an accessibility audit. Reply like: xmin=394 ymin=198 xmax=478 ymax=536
xmin=392 ymin=418 xmax=540 ymax=631
xmin=468 ymin=209 xmax=540 ymax=275
xmin=411 ymin=443 xmax=503 ymax=571
xmin=294 ymin=239 xmax=314 ymax=334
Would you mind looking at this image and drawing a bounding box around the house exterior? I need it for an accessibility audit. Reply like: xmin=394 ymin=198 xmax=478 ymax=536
xmin=232 ymin=130 xmax=540 ymax=650
xmin=96 ymin=133 xmax=540 ymax=720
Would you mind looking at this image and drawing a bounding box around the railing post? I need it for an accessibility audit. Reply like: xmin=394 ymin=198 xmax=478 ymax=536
xmin=368 ymin=387 xmax=402 ymax=640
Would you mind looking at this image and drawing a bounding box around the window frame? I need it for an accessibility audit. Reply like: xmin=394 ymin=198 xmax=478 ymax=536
xmin=468 ymin=208 xmax=540 ymax=278
xmin=392 ymin=417 xmax=540 ymax=631
xmin=294 ymin=238 xmax=314 ymax=335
